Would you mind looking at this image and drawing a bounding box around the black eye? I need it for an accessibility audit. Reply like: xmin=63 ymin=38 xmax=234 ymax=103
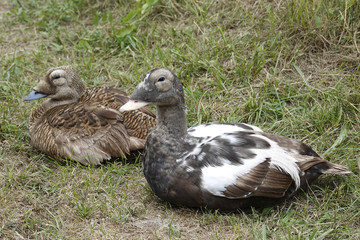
xmin=53 ymin=75 xmax=60 ymax=79
xmin=158 ymin=77 xmax=165 ymax=82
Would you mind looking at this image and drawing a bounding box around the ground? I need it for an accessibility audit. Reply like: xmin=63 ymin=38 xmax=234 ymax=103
xmin=0 ymin=0 xmax=359 ymax=239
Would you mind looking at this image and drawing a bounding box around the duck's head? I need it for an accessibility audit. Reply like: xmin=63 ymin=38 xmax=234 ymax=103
xmin=120 ymin=68 xmax=184 ymax=112
xmin=24 ymin=66 xmax=85 ymax=103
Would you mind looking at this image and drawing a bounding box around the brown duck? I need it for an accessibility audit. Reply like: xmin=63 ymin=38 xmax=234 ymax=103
xmin=120 ymin=68 xmax=351 ymax=211
xmin=24 ymin=66 xmax=156 ymax=165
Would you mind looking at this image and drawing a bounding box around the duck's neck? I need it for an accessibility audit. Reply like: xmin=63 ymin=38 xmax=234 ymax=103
xmin=156 ymin=104 xmax=188 ymax=137
xmin=41 ymin=89 xmax=84 ymax=112
xmin=41 ymin=98 xmax=78 ymax=112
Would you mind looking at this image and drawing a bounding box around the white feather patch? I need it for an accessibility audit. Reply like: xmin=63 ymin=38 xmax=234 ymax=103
xmin=201 ymin=157 xmax=266 ymax=196
xmin=200 ymin=132 xmax=301 ymax=197
xmin=188 ymin=123 xmax=262 ymax=138
xmin=251 ymin=134 xmax=301 ymax=186
xmin=241 ymin=123 xmax=263 ymax=132
xmin=143 ymin=72 xmax=151 ymax=82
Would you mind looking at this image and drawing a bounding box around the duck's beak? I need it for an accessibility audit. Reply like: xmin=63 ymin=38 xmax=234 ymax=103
xmin=120 ymin=100 xmax=150 ymax=112
xmin=24 ymin=90 xmax=49 ymax=101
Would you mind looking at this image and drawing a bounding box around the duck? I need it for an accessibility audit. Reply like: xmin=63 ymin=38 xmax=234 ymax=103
xmin=24 ymin=66 xmax=156 ymax=165
xmin=120 ymin=68 xmax=351 ymax=211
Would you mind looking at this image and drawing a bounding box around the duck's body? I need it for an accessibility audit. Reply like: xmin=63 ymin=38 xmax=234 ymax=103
xmin=25 ymin=66 xmax=156 ymax=165
xmin=120 ymin=68 xmax=350 ymax=210
xmin=144 ymin=122 xmax=339 ymax=210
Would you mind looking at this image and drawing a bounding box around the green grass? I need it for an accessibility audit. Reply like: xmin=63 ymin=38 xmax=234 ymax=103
xmin=0 ymin=0 xmax=359 ymax=239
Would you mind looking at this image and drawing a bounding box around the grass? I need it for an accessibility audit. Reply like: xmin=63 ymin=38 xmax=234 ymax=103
xmin=0 ymin=0 xmax=359 ymax=239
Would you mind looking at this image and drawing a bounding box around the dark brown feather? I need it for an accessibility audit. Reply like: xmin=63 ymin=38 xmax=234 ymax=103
xmin=223 ymin=159 xmax=270 ymax=198
xmin=222 ymin=159 xmax=293 ymax=199
xmin=251 ymin=167 xmax=293 ymax=198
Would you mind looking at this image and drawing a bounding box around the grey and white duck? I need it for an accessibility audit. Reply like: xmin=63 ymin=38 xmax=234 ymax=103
xmin=24 ymin=66 xmax=156 ymax=165
xmin=120 ymin=68 xmax=351 ymax=210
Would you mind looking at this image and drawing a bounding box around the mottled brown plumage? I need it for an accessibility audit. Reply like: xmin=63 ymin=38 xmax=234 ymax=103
xmin=25 ymin=66 xmax=156 ymax=165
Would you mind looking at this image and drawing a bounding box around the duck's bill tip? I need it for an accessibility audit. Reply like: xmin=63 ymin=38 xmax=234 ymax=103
xmin=120 ymin=100 xmax=150 ymax=112
xmin=23 ymin=90 xmax=48 ymax=101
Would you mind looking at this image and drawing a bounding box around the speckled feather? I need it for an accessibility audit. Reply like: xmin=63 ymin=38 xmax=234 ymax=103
xmin=26 ymin=66 xmax=156 ymax=165
xmin=121 ymin=68 xmax=351 ymax=210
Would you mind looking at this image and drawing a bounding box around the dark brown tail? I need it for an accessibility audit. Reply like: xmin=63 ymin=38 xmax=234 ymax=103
xmin=320 ymin=162 xmax=351 ymax=175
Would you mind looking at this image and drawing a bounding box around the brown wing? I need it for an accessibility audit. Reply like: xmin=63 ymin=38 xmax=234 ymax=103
xmin=82 ymin=86 xmax=155 ymax=116
xmin=223 ymin=154 xmax=350 ymax=199
xmin=223 ymin=159 xmax=293 ymax=199
xmin=42 ymin=102 xmax=132 ymax=165
xmin=222 ymin=132 xmax=324 ymax=198
xmin=81 ymin=87 xmax=156 ymax=139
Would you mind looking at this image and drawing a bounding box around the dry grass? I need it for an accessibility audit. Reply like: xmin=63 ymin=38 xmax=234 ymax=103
xmin=0 ymin=0 xmax=359 ymax=239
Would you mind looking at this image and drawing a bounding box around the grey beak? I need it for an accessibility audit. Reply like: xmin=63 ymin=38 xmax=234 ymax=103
xmin=24 ymin=90 xmax=48 ymax=101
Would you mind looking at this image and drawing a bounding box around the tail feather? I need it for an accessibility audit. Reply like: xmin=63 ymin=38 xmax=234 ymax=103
xmin=320 ymin=162 xmax=351 ymax=175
